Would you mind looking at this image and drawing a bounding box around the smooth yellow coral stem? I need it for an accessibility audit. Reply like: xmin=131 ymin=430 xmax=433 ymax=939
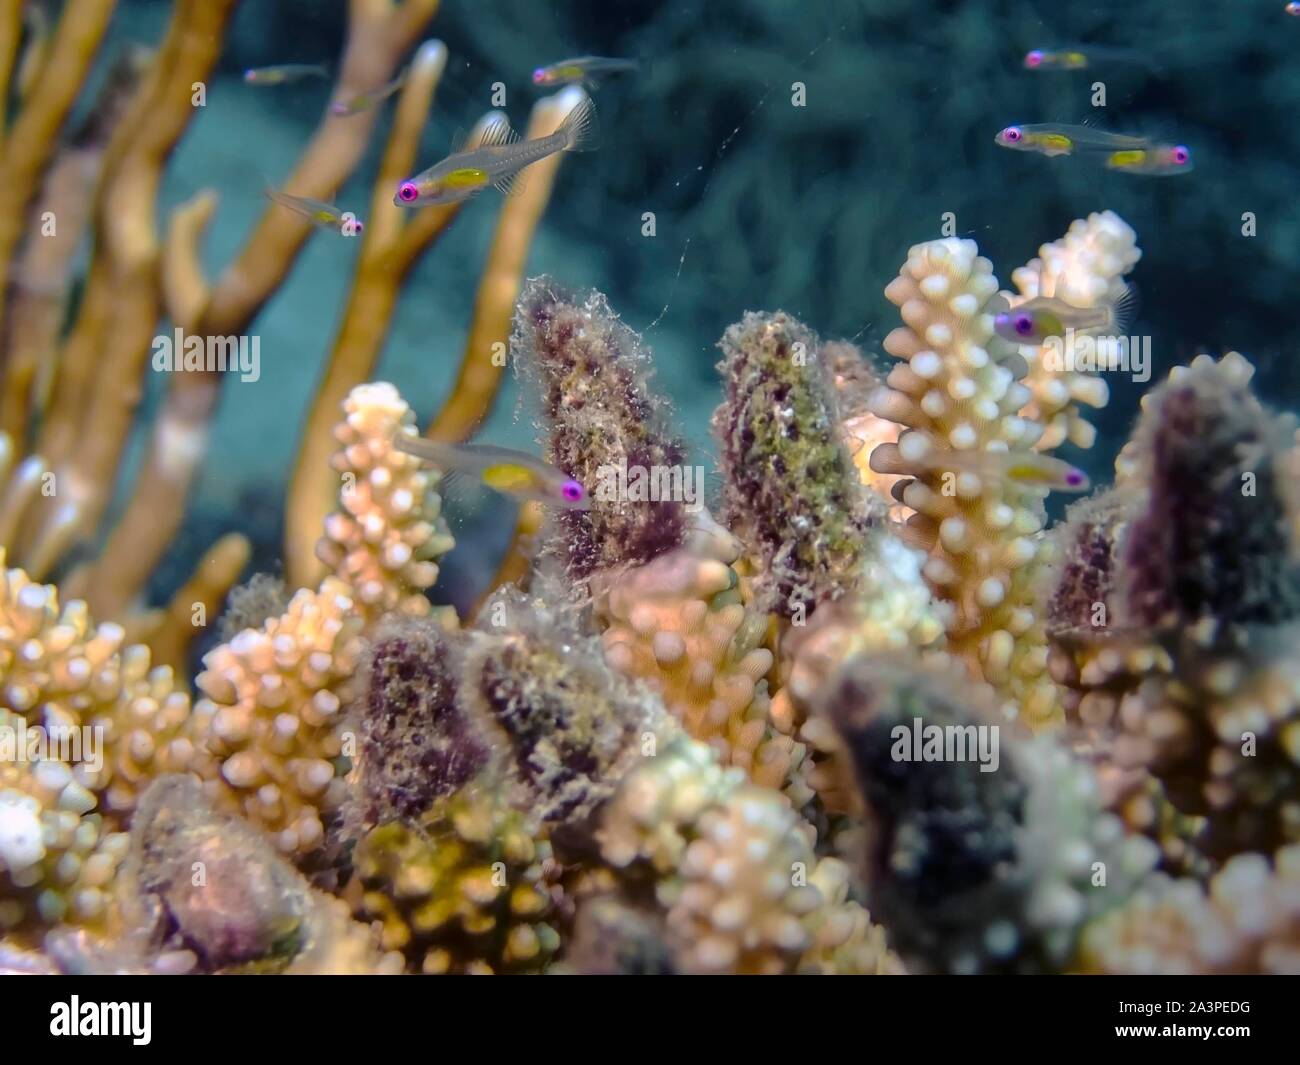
xmin=148 ymin=532 xmax=252 ymax=673
xmin=283 ymin=39 xmax=456 ymax=590
xmin=31 ymin=0 xmax=239 ymax=614
xmin=425 ymin=90 xmax=578 ymax=443
xmin=94 ymin=0 xmax=441 ymax=607
xmin=0 ymin=0 xmax=115 ymax=342
xmin=161 ymin=189 xmax=218 ymax=333
xmin=0 ymin=1 xmax=22 ymax=138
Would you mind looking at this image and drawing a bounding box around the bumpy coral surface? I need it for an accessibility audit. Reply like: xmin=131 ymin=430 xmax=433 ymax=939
xmin=352 ymin=784 xmax=562 ymax=974
xmin=870 ymin=239 xmax=1062 ymax=725
xmin=315 ymin=383 xmax=454 ymax=621
xmin=190 ymin=579 xmax=363 ymax=858
xmin=1079 ymin=845 xmax=1300 ymax=974
xmin=596 ymin=519 xmax=797 ymax=793
xmin=8 ymin=195 xmax=1300 ymax=980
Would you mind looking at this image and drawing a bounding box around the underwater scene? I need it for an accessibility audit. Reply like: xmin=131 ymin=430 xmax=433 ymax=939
xmin=1 ymin=0 xmax=1300 ymax=984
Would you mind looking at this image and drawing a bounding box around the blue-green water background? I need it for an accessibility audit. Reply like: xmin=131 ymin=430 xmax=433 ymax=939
xmin=84 ymin=0 xmax=1300 ymax=612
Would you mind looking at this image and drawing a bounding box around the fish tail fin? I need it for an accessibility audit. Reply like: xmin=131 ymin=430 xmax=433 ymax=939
xmin=1106 ymin=281 xmax=1138 ymax=335
xmin=558 ymin=95 xmax=599 ymax=152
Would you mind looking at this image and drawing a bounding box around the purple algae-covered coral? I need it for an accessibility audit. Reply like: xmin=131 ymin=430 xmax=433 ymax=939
xmin=712 ymin=311 xmax=879 ymax=617
xmin=511 ymin=277 xmax=689 ymax=578
xmin=1121 ymin=353 xmax=1300 ymax=632
xmin=461 ymin=581 xmax=669 ymax=837
xmin=343 ymin=616 xmax=489 ymax=833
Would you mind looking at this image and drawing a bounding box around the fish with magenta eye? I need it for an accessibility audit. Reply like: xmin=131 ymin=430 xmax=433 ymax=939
xmin=393 ymin=438 xmax=592 ymax=510
xmin=393 ymin=97 xmax=597 ymax=208
xmin=993 ymin=284 xmax=1135 ymax=346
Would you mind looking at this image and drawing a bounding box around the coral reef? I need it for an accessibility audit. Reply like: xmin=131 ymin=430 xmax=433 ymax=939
xmin=0 ymin=5 xmax=1293 ymax=978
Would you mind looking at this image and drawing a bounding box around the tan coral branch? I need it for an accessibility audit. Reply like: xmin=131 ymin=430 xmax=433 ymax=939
xmin=161 ymin=189 xmax=217 ymax=332
xmin=90 ymin=0 xmax=442 ymax=608
xmin=284 ymin=39 xmax=456 ymax=590
xmin=0 ymin=0 xmax=115 ymax=338
xmin=146 ymin=532 xmax=252 ymax=674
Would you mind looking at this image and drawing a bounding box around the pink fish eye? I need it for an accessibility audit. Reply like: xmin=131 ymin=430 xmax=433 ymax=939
xmin=532 ymin=68 xmax=546 ymax=84
xmin=398 ymin=182 xmax=419 ymax=202
xmin=1066 ymin=469 xmax=1085 ymax=486
xmin=561 ymin=479 xmax=585 ymax=502
xmin=1172 ymin=145 xmax=1189 ymax=164
xmin=1013 ymin=313 xmax=1034 ymax=336
xmin=1003 ymin=126 xmax=1022 ymax=142
xmin=1024 ymin=51 xmax=1043 ymax=68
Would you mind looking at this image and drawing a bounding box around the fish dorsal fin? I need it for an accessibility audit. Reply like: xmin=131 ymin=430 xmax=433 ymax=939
xmin=449 ymin=126 xmax=468 ymax=153
xmin=475 ymin=115 xmax=519 ymax=149
xmin=494 ymin=168 xmax=529 ymax=197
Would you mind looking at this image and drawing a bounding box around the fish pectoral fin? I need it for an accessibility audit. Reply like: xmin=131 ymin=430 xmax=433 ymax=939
xmin=435 ymin=468 xmax=479 ymax=508
xmin=494 ymin=169 xmax=529 ymax=197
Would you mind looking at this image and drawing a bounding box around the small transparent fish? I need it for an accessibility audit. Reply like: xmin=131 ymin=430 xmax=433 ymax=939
xmin=243 ymin=64 xmax=329 ymax=86
xmin=263 ymin=187 xmax=363 ymax=235
xmin=392 ymin=438 xmax=591 ymax=510
xmin=330 ymin=71 xmax=406 ymax=116
xmin=994 ymin=287 xmax=1134 ymax=345
xmin=922 ymin=449 xmax=1090 ymax=493
xmin=1103 ymin=143 xmax=1194 ymax=176
xmin=995 ymin=123 xmax=1150 ymax=157
xmin=394 ymin=97 xmax=597 ymax=207
xmin=1287 ymin=2 xmax=1300 ymax=15
xmin=531 ymin=56 xmax=640 ymax=87
xmin=1022 ymin=47 xmax=1158 ymax=71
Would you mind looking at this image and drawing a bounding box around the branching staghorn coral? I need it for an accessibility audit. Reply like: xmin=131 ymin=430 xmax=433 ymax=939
xmin=869 ymin=237 xmax=1064 ymax=726
xmin=0 ymin=12 xmax=1293 ymax=981
xmin=0 ymin=550 xmax=195 ymax=822
xmin=595 ymin=735 xmax=902 ymax=975
xmin=0 ymin=710 xmax=127 ymax=942
xmin=314 ymin=382 xmax=454 ymax=623
xmin=189 ymin=578 xmax=363 ymax=859
xmin=1005 ymin=211 xmax=1142 ymax=452
xmin=1077 ymin=844 xmax=1300 ymax=974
